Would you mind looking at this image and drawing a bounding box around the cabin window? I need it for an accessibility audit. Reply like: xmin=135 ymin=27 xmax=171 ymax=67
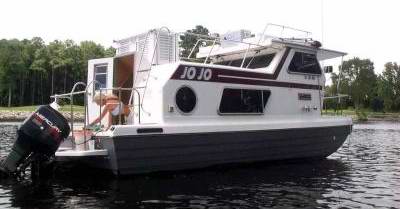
xmin=94 ymin=64 xmax=108 ymax=90
xmin=219 ymin=89 xmax=271 ymax=114
xmin=288 ymin=52 xmax=321 ymax=74
xmin=215 ymin=53 xmax=275 ymax=69
xmin=175 ymin=86 xmax=197 ymax=114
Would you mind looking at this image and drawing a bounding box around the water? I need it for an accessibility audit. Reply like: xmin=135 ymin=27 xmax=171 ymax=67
xmin=0 ymin=122 xmax=399 ymax=209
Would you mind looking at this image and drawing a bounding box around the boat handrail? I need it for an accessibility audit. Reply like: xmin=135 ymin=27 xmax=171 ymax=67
xmin=51 ymin=84 xmax=143 ymax=145
xmin=180 ymin=24 xmax=313 ymax=66
xmin=97 ymin=87 xmax=142 ymax=125
xmin=259 ymin=23 xmax=312 ymax=41
xmin=323 ymin=94 xmax=349 ymax=100
xmin=181 ymin=32 xmax=283 ymax=68
xmin=132 ymin=27 xmax=171 ymax=117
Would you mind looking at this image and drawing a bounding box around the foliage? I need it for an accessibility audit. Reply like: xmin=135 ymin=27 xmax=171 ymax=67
xmin=327 ymin=57 xmax=400 ymax=112
xmin=339 ymin=58 xmax=377 ymax=108
xmin=180 ymin=25 xmax=211 ymax=58
xmin=0 ymin=38 xmax=114 ymax=107
xmin=355 ymin=108 xmax=368 ymax=121
xmin=378 ymin=62 xmax=400 ymax=111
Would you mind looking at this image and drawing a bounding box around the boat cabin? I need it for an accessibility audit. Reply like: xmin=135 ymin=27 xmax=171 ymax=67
xmin=85 ymin=26 xmax=346 ymax=128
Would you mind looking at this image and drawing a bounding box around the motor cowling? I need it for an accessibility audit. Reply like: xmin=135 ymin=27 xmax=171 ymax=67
xmin=0 ymin=105 xmax=70 ymax=176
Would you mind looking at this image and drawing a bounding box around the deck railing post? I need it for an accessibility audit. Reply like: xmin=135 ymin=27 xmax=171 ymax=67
xmin=240 ymin=44 xmax=251 ymax=68
xmin=204 ymin=39 xmax=217 ymax=64
xmin=187 ymin=39 xmax=200 ymax=59
xmin=118 ymin=87 xmax=122 ymax=124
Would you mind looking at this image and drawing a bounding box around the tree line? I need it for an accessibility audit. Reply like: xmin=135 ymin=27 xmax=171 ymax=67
xmin=0 ymin=38 xmax=115 ymax=107
xmin=326 ymin=58 xmax=400 ymax=112
xmin=0 ymin=26 xmax=399 ymax=112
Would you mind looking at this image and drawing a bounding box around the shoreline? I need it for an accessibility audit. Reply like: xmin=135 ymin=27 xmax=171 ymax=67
xmin=0 ymin=110 xmax=84 ymax=123
xmin=1 ymin=110 xmax=398 ymax=123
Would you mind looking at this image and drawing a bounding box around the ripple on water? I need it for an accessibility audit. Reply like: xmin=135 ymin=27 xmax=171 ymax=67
xmin=0 ymin=122 xmax=399 ymax=209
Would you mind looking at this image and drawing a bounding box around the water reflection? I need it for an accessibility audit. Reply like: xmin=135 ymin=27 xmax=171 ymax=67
xmin=1 ymin=123 xmax=400 ymax=209
xmin=2 ymin=159 xmax=349 ymax=209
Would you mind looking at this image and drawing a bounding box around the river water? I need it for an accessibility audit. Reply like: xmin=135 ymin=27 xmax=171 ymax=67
xmin=0 ymin=121 xmax=399 ymax=209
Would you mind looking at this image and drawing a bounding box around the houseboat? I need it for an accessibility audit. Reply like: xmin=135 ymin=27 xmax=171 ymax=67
xmin=55 ymin=25 xmax=352 ymax=175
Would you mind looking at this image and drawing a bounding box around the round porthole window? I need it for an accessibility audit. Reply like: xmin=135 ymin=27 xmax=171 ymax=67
xmin=175 ymin=86 xmax=197 ymax=114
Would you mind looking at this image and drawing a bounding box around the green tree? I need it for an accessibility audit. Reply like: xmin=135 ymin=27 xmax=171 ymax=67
xmin=47 ymin=40 xmax=68 ymax=95
xmin=0 ymin=39 xmax=26 ymax=106
xmin=378 ymin=62 xmax=400 ymax=111
xmin=0 ymin=37 xmax=114 ymax=107
xmin=79 ymin=41 xmax=106 ymax=82
xmin=31 ymin=38 xmax=50 ymax=104
xmin=105 ymin=46 xmax=116 ymax=57
xmin=180 ymin=25 xmax=211 ymax=58
xmin=339 ymin=57 xmax=377 ymax=108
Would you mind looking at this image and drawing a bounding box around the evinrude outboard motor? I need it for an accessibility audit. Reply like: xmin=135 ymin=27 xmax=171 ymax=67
xmin=0 ymin=105 xmax=70 ymax=178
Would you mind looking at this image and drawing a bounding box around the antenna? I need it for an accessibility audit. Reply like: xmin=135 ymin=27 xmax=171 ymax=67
xmin=321 ymin=0 xmax=324 ymax=45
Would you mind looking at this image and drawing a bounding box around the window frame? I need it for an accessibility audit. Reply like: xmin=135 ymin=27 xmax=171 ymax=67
xmin=93 ymin=64 xmax=108 ymax=91
xmin=217 ymin=88 xmax=271 ymax=115
xmin=214 ymin=53 xmax=276 ymax=70
xmin=287 ymin=50 xmax=322 ymax=75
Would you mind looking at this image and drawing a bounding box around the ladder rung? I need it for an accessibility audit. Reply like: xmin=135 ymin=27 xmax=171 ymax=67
xmin=137 ymin=69 xmax=151 ymax=72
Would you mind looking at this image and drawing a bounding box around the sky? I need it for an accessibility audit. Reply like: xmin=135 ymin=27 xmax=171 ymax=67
xmin=0 ymin=0 xmax=399 ymax=74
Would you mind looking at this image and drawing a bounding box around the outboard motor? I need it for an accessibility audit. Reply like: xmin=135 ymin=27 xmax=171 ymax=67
xmin=0 ymin=105 xmax=70 ymax=178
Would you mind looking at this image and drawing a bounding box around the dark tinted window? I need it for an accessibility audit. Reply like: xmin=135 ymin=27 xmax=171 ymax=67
xmin=289 ymin=52 xmax=321 ymax=74
xmin=94 ymin=64 xmax=108 ymax=90
xmin=176 ymin=86 xmax=197 ymax=113
xmin=219 ymin=89 xmax=271 ymax=114
xmin=215 ymin=53 xmax=275 ymax=69
xmin=298 ymin=93 xmax=312 ymax=100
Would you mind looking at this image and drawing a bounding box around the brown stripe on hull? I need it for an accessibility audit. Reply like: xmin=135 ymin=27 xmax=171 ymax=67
xmin=170 ymin=48 xmax=322 ymax=90
xmin=217 ymin=76 xmax=322 ymax=90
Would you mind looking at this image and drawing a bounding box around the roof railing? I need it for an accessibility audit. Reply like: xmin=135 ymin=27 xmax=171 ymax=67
xmin=259 ymin=23 xmax=312 ymax=41
xmin=183 ymin=35 xmax=276 ymax=67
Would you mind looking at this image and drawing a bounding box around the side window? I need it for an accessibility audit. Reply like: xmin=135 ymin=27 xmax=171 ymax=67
xmin=215 ymin=53 xmax=275 ymax=69
xmin=289 ymin=52 xmax=321 ymax=74
xmin=219 ymin=89 xmax=271 ymax=114
xmin=94 ymin=64 xmax=108 ymax=90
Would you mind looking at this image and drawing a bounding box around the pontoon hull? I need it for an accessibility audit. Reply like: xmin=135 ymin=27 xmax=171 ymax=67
xmin=89 ymin=125 xmax=351 ymax=175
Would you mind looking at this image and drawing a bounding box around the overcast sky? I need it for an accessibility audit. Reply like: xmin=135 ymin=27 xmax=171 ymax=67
xmin=0 ymin=0 xmax=399 ymax=74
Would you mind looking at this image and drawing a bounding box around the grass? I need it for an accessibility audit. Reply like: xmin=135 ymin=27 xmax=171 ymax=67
xmin=322 ymin=108 xmax=400 ymax=121
xmin=0 ymin=105 xmax=85 ymax=113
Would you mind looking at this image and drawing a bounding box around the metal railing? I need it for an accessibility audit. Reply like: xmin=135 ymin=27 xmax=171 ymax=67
xmin=51 ymin=82 xmax=142 ymax=146
xmin=180 ymin=23 xmax=314 ymax=67
xmin=323 ymin=94 xmax=349 ymax=115
xmin=97 ymin=87 xmax=142 ymax=125
xmin=180 ymin=31 xmax=285 ymax=68
xmin=259 ymin=23 xmax=312 ymax=41
xmin=129 ymin=27 xmax=172 ymax=116
xmin=184 ymin=37 xmax=272 ymax=66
